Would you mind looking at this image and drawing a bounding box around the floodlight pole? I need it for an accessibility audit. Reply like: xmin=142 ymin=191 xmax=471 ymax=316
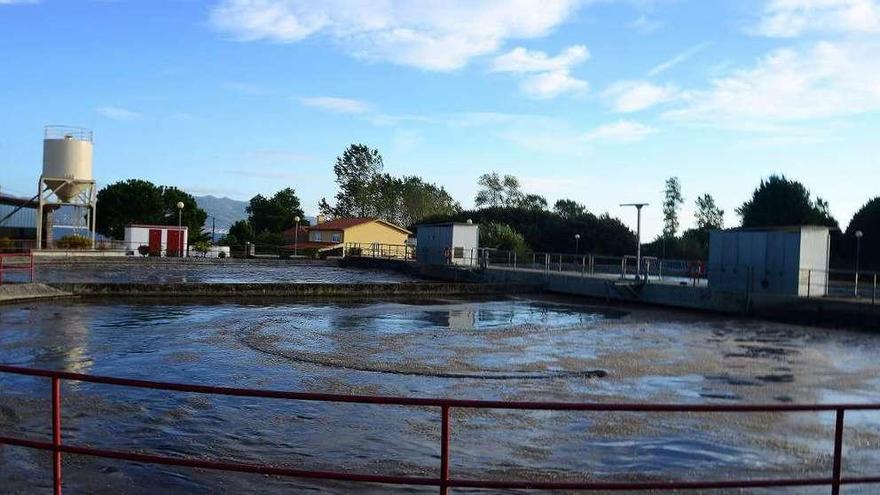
xmin=621 ymin=203 xmax=648 ymax=280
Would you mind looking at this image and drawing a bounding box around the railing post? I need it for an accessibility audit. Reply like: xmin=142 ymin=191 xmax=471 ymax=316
xmin=807 ymin=269 xmax=811 ymax=298
xmin=873 ymin=273 xmax=877 ymax=306
xmin=832 ymin=408 xmax=845 ymax=495
xmin=512 ymin=251 xmax=517 ymax=271
xmin=52 ymin=376 xmax=62 ymax=495
xmin=590 ymin=255 xmax=594 ymax=275
xmin=558 ymin=254 xmax=562 ymax=272
xmin=440 ymin=405 xmax=450 ymax=495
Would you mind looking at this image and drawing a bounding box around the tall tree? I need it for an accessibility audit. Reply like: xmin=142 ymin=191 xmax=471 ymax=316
xmin=737 ymin=175 xmax=838 ymax=228
xmin=553 ymin=199 xmax=587 ymax=219
xmin=694 ymin=193 xmax=724 ymax=230
xmin=159 ymin=186 xmax=208 ymax=238
xmin=844 ymin=197 xmax=880 ymax=269
xmin=320 ymin=144 xmax=384 ymax=218
xmin=320 ymin=144 xmax=461 ymax=226
xmin=662 ymin=177 xmax=684 ymax=238
xmin=475 ymin=172 xmax=524 ymax=208
xmin=247 ymin=188 xmax=305 ymax=234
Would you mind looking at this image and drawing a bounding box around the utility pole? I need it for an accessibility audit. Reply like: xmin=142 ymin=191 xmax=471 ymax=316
xmin=621 ymin=203 xmax=648 ymax=280
xmin=211 ymin=216 xmax=216 ymax=245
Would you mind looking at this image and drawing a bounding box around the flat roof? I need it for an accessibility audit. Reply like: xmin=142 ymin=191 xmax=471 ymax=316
xmin=127 ymin=224 xmax=188 ymax=231
xmin=415 ymin=222 xmax=478 ymax=227
xmin=712 ymin=225 xmax=834 ymax=233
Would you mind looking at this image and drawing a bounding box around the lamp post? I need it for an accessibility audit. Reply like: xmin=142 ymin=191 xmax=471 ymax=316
xmin=621 ymin=203 xmax=648 ymax=280
xmin=855 ymin=230 xmax=864 ymax=297
xmin=176 ymin=201 xmax=184 ymax=257
xmin=293 ymin=216 xmax=301 ymax=257
xmin=574 ymin=233 xmax=580 ymax=255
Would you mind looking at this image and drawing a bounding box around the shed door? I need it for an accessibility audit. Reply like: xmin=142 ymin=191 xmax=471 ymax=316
xmin=167 ymin=230 xmax=181 ymax=257
xmin=148 ymin=229 xmax=162 ymax=256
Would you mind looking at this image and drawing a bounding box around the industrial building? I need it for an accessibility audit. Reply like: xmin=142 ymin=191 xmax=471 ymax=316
xmin=708 ymin=226 xmax=831 ymax=296
xmin=415 ymin=222 xmax=479 ymax=266
xmin=124 ymin=224 xmax=189 ymax=257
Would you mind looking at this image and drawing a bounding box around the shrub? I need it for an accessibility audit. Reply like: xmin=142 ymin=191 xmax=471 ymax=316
xmin=193 ymin=241 xmax=211 ymax=257
xmin=0 ymin=237 xmax=12 ymax=249
xmin=56 ymin=235 xmax=92 ymax=250
xmin=137 ymin=245 xmax=150 ymax=257
xmin=218 ymin=251 xmax=226 ymax=259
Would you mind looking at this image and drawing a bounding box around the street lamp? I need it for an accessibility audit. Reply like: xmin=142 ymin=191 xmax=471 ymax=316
xmin=621 ymin=203 xmax=648 ymax=280
xmin=293 ymin=215 xmax=301 ymax=257
xmin=574 ymin=233 xmax=580 ymax=254
xmin=176 ymin=201 xmax=184 ymax=257
xmin=855 ymin=230 xmax=864 ymax=297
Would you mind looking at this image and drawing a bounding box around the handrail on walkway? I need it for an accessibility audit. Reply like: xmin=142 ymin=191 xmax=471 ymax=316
xmin=1 ymin=364 xmax=878 ymax=494
xmin=0 ymin=251 xmax=34 ymax=284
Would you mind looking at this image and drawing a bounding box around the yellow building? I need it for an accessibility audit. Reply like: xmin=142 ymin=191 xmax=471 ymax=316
xmin=283 ymin=217 xmax=411 ymax=256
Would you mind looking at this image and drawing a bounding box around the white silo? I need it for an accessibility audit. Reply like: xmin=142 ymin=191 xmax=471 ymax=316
xmin=36 ymin=126 xmax=98 ymax=249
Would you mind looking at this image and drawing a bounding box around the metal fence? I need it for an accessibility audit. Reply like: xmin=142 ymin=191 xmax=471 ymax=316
xmin=344 ymin=242 xmax=415 ymax=260
xmin=0 ymin=252 xmax=34 ymax=284
xmin=0 ymin=364 xmax=878 ymax=494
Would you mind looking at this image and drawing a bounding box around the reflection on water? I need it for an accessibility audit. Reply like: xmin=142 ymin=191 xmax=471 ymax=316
xmin=1 ymin=296 xmax=880 ymax=493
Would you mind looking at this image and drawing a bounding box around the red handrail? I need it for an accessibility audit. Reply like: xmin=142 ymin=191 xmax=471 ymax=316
xmin=0 ymin=252 xmax=35 ymax=284
xmin=1 ymin=364 xmax=878 ymax=494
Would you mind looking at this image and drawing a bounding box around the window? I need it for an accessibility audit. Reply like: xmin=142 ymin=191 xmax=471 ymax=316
xmin=311 ymin=232 xmax=321 ymax=241
xmin=453 ymin=247 xmax=464 ymax=259
xmin=331 ymin=233 xmax=341 ymax=243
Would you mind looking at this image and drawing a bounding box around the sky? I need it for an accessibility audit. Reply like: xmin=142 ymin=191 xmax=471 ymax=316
xmin=1 ymin=0 xmax=879 ymax=239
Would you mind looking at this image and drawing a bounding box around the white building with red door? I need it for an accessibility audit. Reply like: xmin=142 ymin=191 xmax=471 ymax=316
xmin=124 ymin=224 xmax=188 ymax=256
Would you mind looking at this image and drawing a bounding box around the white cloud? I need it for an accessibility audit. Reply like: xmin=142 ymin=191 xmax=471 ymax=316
xmin=756 ymin=0 xmax=880 ymax=37
xmin=491 ymin=45 xmax=589 ymax=72
xmin=492 ymin=45 xmax=589 ymax=98
xmin=665 ymin=41 xmax=880 ymax=128
xmin=520 ymin=70 xmax=589 ymax=98
xmin=96 ymin=106 xmax=142 ymax=121
xmin=647 ymin=42 xmax=710 ymax=76
xmin=603 ymin=80 xmax=678 ymax=112
xmin=585 ymin=120 xmax=657 ymax=143
xmin=300 ymin=96 xmax=370 ymax=113
xmin=210 ymin=0 xmax=579 ymax=71
xmin=629 ymin=15 xmax=663 ymax=34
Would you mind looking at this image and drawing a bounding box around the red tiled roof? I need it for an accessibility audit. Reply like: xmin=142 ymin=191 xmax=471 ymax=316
xmin=308 ymin=218 xmax=376 ymax=231
xmin=279 ymin=241 xmax=341 ymax=251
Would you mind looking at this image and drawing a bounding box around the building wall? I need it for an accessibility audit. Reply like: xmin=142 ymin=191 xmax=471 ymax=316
xmin=416 ymin=224 xmax=479 ymax=266
xmin=124 ymin=226 xmax=188 ymax=256
xmin=708 ymin=227 xmax=829 ymax=296
xmin=344 ymin=222 xmax=409 ymax=246
xmin=417 ymin=225 xmax=454 ymax=265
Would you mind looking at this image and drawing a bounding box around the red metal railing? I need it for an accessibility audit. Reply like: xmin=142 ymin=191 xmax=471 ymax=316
xmin=1 ymin=365 xmax=879 ymax=494
xmin=0 ymin=252 xmax=34 ymax=284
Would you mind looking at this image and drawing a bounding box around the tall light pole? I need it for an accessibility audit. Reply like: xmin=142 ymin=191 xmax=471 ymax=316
xmin=855 ymin=230 xmax=863 ymax=297
xmin=621 ymin=203 xmax=648 ymax=280
xmin=176 ymin=201 xmax=184 ymax=257
xmin=293 ymin=215 xmax=301 ymax=257
xmin=211 ymin=216 xmax=216 ymax=245
xmin=574 ymin=233 xmax=580 ymax=255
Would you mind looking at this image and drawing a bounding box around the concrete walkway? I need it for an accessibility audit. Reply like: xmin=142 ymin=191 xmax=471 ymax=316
xmin=0 ymin=283 xmax=73 ymax=304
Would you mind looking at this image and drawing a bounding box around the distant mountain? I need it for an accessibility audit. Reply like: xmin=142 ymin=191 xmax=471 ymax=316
xmin=194 ymin=195 xmax=248 ymax=234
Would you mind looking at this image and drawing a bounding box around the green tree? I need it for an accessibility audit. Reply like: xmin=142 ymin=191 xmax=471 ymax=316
xmin=319 ymin=144 xmax=384 ymax=217
xmin=159 ymin=186 xmax=208 ymax=240
xmin=553 ymin=199 xmax=587 ymax=219
xmin=247 ymin=188 xmax=305 ymax=234
xmin=518 ymin=193 xmax=548 ymax=211
xmin=223 ymin=220 xmax=255 ymax=246
xmin=844 ymin=197 xmax=880 ymax=269
xmin=737 ymin=175 xmax=838 ymax=228
xmin=320 ymin=144 xmax=460 ymax=226
xmin=662 ymin=177 xmax=684 ymax=238
xmin=96 ymin=180 xmax=206 ymax=239
xmin=695 ymin=193 xmax=724 ymax=230
xmin=479 ymin=222 xmax=530 ymax=254
xmin=475 ymin=172 xmax=524 ymax=208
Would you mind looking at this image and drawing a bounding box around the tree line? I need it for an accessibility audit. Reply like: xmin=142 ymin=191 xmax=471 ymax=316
xmin=93 ymin=144 xmax=879 ymax=269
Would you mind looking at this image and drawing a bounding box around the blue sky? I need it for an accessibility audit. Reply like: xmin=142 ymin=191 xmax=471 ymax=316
xmin=2 ymin=0 xmax=879 ymax=239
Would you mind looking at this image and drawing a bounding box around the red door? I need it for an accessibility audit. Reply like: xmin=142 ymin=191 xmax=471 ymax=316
xmin=148 ymin=229 xmax=162 ymax=256
xmin=167 ymin=230 xmax=181 ymax=257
